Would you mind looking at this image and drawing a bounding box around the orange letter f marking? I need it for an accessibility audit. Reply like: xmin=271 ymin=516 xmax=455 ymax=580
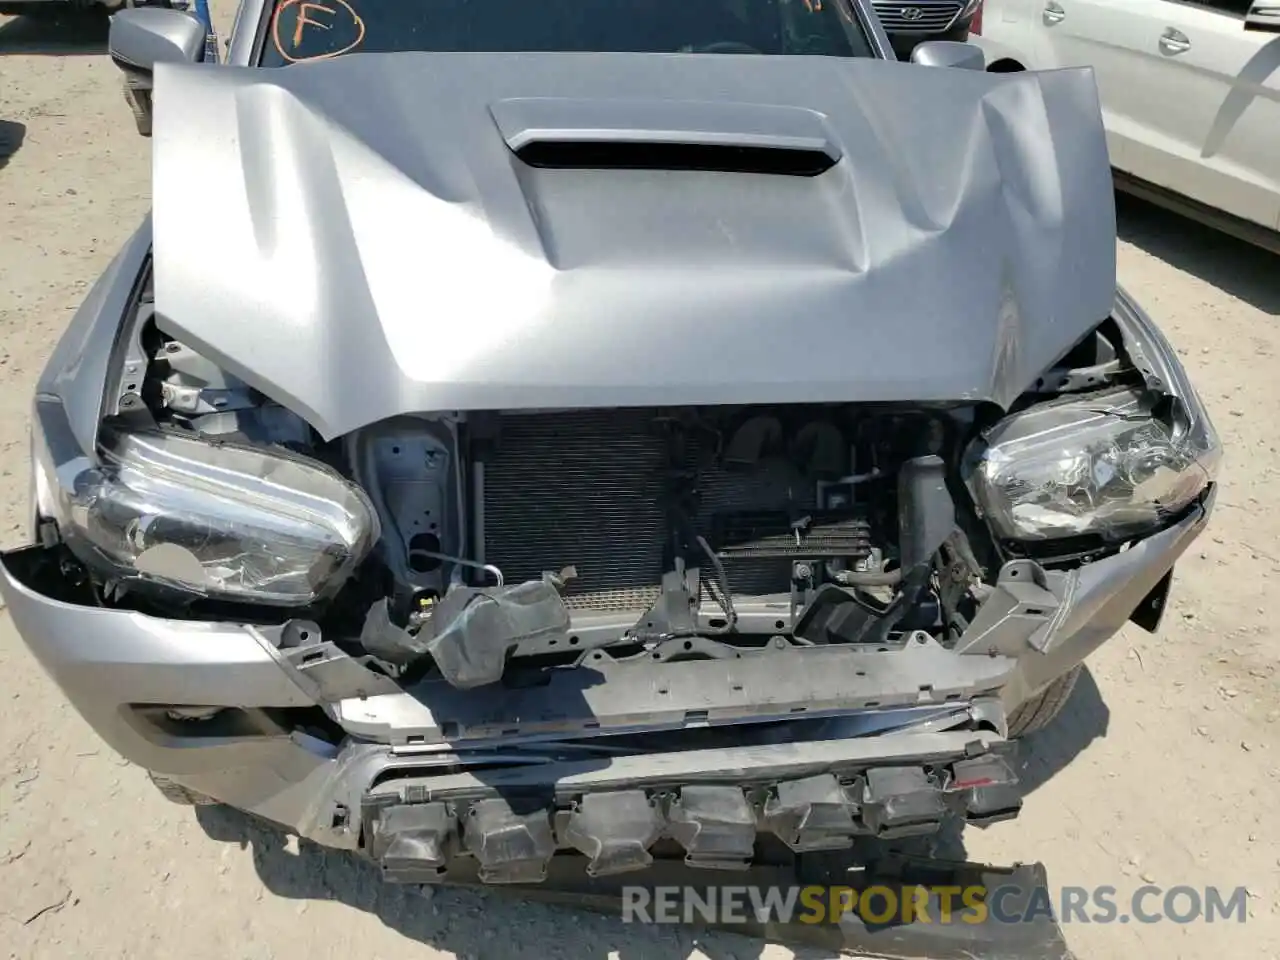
xmin=293 ymin=2 xmax=336 ymax=48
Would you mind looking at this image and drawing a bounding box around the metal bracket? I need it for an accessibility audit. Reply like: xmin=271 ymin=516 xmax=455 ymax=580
xmin=950 ymin=559 xmax=1066 ymax=657
xmin=407 ymin=848 xmax=1076 ymax=959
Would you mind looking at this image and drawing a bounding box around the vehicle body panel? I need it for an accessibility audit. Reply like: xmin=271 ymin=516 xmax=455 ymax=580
xmin=1144 ymin=0 xmax=1280 ymax=228
xmin=0 ymin=483 xmax=1212 ymax=844
xmin=150 ymin=52 xmax=1115 ymax=440
xmin=976 ymin=0 xmax=1280 ymax=233
xmin=0 ymin=0 xmax=1218 ymax=910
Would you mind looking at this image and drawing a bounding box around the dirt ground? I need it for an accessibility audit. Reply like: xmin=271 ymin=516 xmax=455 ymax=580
xmin=0 ymin=7 xmax=1277 ymax=958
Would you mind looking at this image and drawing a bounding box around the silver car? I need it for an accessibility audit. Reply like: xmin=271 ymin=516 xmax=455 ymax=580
xmin=2 ymin=0 xmax=1219 ymax=885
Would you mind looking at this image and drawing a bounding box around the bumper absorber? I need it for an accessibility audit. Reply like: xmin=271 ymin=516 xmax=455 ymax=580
xmin=370 ymin=803 xmax=456 ymax=883
xmin=362 ymin=750 xmax=1021 ymax=884
xmin=464 ymin=799 xmax=558 ymax=884
xmin=762 ymin=773 xmax=859 ymax=853
xmin=948 ymin=754 xmax=1023 ymax=826
xmin=667 ymin=785 xmax=758 ymax=870
xmin=861 ymin=767 xmax=948 ymax=839
xmin=562 ymin=791 xmax=666 ymax=877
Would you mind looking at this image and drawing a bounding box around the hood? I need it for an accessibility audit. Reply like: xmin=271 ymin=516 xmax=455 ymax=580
xmin=151 ymin=52 xmax=1116 ymax=440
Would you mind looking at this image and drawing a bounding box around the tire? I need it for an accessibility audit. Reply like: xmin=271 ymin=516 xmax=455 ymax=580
xmin=986 ymin=58 xmax=1027 ymax=74
xmin=148 ymin=772 xmax=215 ymax=806
xmin=1007 ymin=665 xmax=1082 ymax=739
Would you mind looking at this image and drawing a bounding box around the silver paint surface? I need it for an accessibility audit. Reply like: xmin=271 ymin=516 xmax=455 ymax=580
xmin=150 ymin=52 xmax=1116 ymax=439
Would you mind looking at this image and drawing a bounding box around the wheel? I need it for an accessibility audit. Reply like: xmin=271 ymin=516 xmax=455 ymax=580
xmin=148 ymin=772 xmax=215 ymax=806
xmin=1007 ymin=665 xmax=1082 ymax=739
xmin=986 ymin=58 xmax=1028 ymax=74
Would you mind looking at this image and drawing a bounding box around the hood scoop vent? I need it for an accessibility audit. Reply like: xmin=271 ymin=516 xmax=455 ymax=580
xmin=491 ymin=96 xmax=841 ymax=176
xmin=514 ymin=139 xmax=837 ymax=176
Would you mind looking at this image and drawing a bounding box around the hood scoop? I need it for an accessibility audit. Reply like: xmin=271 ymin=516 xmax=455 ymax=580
xmin=490 ymin=96 xmax=841 ymax=176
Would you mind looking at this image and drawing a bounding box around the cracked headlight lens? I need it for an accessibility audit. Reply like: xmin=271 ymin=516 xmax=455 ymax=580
xmin=58 ymin=426 xmax=379 ymax=605
xmin=969 ymin=386 xmax=1218 ymax=542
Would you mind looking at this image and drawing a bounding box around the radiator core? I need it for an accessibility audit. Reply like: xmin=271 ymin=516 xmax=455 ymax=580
xmin=480 ymin=410 xmax=871 ymax=611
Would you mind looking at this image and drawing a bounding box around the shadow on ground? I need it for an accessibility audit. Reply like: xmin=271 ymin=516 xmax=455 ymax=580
xmin=1115 ymin=192 xmax=1280 ymax=317
xmin=186 ymin=671 xmax=1107 ymax=956
xmin=186 ymin=674 xmax=1109 ymax=958
xmin=0 ymin=119 xmax=25 ymax=170
xmin=0 ymin=6 xmax=109 ymax=56
xmin=1013 ymin=666 xmax=1110 ymax=798
xmin=195 ymin=801 xmax=848 ymax=959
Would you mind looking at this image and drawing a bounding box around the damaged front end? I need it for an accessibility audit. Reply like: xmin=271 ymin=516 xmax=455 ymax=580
xmin=2 ymin=244 xmax=1218 ymax=886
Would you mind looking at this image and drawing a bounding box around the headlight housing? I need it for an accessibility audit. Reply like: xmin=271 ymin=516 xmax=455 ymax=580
xmin=969 ymin=386 xmax=1218 ymax=542
xmin=50 ymin=424 xmax=378 ymax=606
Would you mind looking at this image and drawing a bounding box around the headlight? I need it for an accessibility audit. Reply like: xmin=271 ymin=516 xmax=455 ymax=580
xmin=55 ymin=426 xmax=378 ymax=605
xmin=969 ymin=386 xmax=1218 ymax=542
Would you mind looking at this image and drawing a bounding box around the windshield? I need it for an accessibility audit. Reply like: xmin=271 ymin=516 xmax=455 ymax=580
xmin=260 ymin=0 xmax=874 ymax=66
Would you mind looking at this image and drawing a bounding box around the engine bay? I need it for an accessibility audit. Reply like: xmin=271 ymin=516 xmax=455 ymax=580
xmin=133 ymin=311 xmax=1001 ymax=684
xmin=67 ymin=282 xmax=1207 ymax=692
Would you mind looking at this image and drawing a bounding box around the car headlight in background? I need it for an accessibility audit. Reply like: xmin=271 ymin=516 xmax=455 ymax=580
xmin=52 ymin=425 xmax=378 ymax=605
xmin=969 ymin=386 xmax=1219 ymax=542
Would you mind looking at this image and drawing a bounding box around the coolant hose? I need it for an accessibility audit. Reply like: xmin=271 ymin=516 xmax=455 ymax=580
xmin=833 ymin=568 xmax=903 ymax=587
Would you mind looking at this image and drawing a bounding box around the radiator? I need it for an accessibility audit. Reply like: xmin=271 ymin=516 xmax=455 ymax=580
xmin=481 ymin=410 xmax=868 ymax=611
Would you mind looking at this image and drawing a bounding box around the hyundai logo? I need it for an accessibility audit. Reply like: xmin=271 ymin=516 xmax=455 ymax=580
xmin=900 ymin=6 xmax=925 ymax=19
